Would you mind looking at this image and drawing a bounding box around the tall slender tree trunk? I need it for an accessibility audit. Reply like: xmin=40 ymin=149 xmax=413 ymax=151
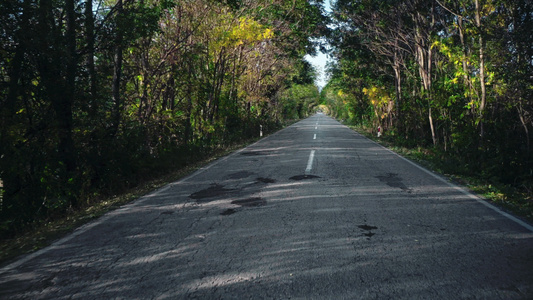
xmin=414 ymin=4 xmax=436 ymax=145
xmin=228 ymin=46 xmax=242 ymax=110
xmin=184 ymin=60 xmax=194 ymax=145
xmin=39 ymin=0 xmax=76 ymax=172
xmin=427 ymin=34 xmax=436 ymax=146
xmin=37 ymin=0 xmax=78 ymax=205
xmin=474 ymin=0 xmax=487 ymax=137
xmin=111 ymin=0 xmax=124 ymax=136
xmin=518 ymin=103 xmax=531 ymax=153
xmin=64 ymin=0 xmax=77 ymax=170
xmin=85 ymin=0 xmax=96 ymax=114
xmin=208 ymin=49 xmax=226 ymax=124
xmin=457 ymin=17 xmax=473 ymax=95
xmin=393 ymin=61 xmax=402 ymax=130
xmin=415 ymin=31 xmax=436 ymax=145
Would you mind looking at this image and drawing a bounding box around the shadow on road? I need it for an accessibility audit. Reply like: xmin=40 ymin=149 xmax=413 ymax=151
xmin=1 ymin=117 xmax=532 ymax=299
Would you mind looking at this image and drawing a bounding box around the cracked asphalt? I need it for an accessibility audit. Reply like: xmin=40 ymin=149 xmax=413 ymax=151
xmin=1 ymin=114 xmax=532 ymax=299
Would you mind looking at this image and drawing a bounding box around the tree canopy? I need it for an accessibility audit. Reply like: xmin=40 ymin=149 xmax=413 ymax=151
xmin=324 ymin=0 xmax=533 ymax=196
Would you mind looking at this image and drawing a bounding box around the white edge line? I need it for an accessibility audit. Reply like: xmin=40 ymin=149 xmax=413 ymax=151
xmin=345 ymin=124 xmax=533 ymax=233
xmin=305 ymin=150 xmax=316 ymax=174
xmin=0 ymin=118 xmax=309 ymax=275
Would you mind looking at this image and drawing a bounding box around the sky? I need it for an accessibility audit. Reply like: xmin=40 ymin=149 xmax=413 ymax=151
xmin=304 ymin=50 xmax=330 ymax=90
xmin=304 ymin=0 xmax=333 ymax=90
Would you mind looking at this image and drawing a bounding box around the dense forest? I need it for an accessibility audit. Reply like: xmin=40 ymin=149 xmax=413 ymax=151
xmin=0 ymin=0 xmax=326 ymax=237
xmin=323 ymin=0 xmax=532 ymax=206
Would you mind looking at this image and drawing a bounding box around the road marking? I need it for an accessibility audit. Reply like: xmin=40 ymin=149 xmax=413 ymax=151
xmin=315 ymin=126 xmax=317 ymax=130
xmin=305 ymin=150 xmax=315 ymax=174
xmin=313 ymin=134 xmax=316 ymax=140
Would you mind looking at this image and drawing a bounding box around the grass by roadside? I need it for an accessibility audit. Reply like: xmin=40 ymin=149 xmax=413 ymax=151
xmin=351 ymin=125 xmax=533 ymax=225
xmin=0 ymin=123 xmax=292 ymax=268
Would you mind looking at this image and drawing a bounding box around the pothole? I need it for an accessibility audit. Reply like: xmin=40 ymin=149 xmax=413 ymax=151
xmin=231 ymin=197 xmax=266 ymax=207
xmin=220 ymin=208 xmax=237 ymax=216
xmin=227 ymin=171 xmax=255 ymax=179
xmin=189 ymin=184 xmax=235 ymax=201
xmin=240 ymin=151 xmax=269 ymax=156
xmin=376 ymin=173 xmax=409 ymax=191
xmin=160 ymin=211 xmax=174 ymax=215
xmin=358 ymin=224 xmax=378 ymax=231
xmin=358 ymin=224 xmax=378 ymax=240
xmin=289 ymin=175 xmax=321 ymax=180
xmin=256 ymin=177 xmax=276 ymax=183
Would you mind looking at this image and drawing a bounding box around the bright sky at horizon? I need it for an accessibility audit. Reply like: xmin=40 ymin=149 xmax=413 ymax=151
xmin=304 ymin=50 xmax=330 ymax=90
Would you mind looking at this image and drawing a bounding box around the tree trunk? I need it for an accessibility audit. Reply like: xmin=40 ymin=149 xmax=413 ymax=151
xmin=184 ymin=60 xmax=193 ymax=145
xmin=475 ymin=0 xmax=487 ymax=137
xmin=426 ymin=95 xmax=437 ymax=144
xmin=414 ymin=4 xmax=436 ymax=145
xmin=85 ymin=0 xmax=96 ymax=114
xmin=457 ymin=16 xmax=473 ymax=96
xmin=393 ymin=62 xmax=402 ymax=129
xmin=518 ymin=103 xmax=531 ymax=153
xmin=427 ymin=29 xmax=436 ymax=146
xmin=111 ymin=0 xmax=124 ymax=136
xmin=37 ymin=0 xmax=77 ymax=205
xmin=63 ymin=0 xmax=78 ymax=178
xmin=39 ymin=0 xmax=77 ymax=174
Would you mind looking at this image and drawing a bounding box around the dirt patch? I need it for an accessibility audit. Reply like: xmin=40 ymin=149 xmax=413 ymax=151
xmin=231 ymin=197 xmax=266 ymax=207
xmin=189 ymin=184 xmax=235 ymax=201
xmin=289 ymin=175 xmax=321 ymax=181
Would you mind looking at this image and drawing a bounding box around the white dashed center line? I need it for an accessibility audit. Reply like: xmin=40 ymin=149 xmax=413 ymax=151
xmin=313 ymin=134 xmax=316 ymax=140
xmin=305 ymin=150 xmax=315 ymax=174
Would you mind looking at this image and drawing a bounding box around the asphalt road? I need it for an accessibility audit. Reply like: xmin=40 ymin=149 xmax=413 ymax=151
xmin=1 ymin=114 xmax=532 ymax=299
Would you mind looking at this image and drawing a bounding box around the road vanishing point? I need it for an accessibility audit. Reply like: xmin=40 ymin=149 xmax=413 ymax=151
xmin=1 ymin=114 xmax=532 ymax=299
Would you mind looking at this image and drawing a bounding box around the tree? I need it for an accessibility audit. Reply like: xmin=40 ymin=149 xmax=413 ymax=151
xmin=327 ymin=0 xmax=533 ymax=193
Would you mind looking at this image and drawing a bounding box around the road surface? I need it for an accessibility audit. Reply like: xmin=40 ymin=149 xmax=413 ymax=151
xmin=1 ymin=114 xmax=532 ymax=299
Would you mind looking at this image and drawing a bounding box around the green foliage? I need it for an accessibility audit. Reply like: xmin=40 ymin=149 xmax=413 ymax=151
xmin=0 ymin=0 xmax=325 ymax=238
xmin=326 ymin=0 xmax=533 ymax=195
xmin=280 ymin=84 xmax=320 ymax=119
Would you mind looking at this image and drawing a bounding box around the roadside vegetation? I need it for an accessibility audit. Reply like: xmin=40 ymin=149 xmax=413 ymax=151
xmin=0 ymin=0 xmax=325 ymax=244
xmin=323 ymin=0 xmax=533 ymax=223
xmin=0 ymin=132 xmax=295 ymax=266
